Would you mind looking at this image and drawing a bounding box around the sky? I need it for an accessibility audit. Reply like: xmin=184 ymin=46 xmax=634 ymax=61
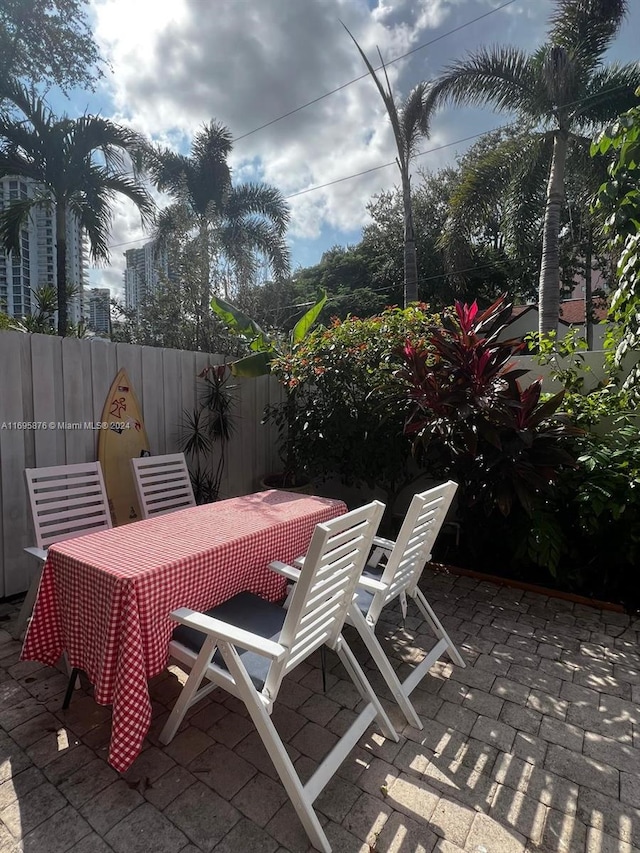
xmin=54 ymin=0 xmax=640 ymax=298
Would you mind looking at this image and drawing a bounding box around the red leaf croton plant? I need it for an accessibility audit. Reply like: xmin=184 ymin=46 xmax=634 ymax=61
xmin=395 ymin=295 xmax=580 ymax=518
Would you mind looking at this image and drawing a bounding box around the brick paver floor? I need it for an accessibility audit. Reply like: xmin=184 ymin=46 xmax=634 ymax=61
xmin=1 ymin=567 xmax=639 ymax=852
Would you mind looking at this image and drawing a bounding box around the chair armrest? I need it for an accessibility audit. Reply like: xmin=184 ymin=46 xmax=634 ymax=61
xmin=169 ymin=608 xmax=286 ymax=660
xmin=273 ymin=558 xmax=387 ymax=594
xmin=24 ymin=546 xmax=47 ymax=562
xmin=269 ymin=560 xmax=302 ymax=583
xmin=372 ymin=535 xmax=396 ymax=551
xmin=293 ymin=556 xmax=305 ymax=568
xmin=357 ymin=575 xmax=387 ymax=593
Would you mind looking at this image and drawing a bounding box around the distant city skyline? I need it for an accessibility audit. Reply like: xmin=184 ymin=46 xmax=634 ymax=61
xmin=0 ymin=175 xmax=87 ymax=325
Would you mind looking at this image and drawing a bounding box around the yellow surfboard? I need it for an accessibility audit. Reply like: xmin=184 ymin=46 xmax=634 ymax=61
xmin=98 ymin=368 xmax=151 ymax=526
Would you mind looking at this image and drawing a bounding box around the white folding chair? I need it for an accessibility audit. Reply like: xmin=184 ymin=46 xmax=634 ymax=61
xmin=16 ymin=461 xmax=112 ymax=639
xmin=347 ymin=481 xmax=466 ymax=729
xmin=160 ymin=500 xmax=397 ymax=853
xmin=130 ymin=452 xmax=196 ymax=519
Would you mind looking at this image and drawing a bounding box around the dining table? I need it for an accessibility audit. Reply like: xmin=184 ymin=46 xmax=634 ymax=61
xmin=21 ymin=489 xmax=347 ymax=772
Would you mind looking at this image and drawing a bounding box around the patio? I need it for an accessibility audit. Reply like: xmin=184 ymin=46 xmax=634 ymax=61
xmin=1 ymin=566 xmax=639 ymax=853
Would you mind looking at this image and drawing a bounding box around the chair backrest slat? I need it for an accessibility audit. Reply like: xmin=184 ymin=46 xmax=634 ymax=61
xmin=368 ymin=481 xmax=457 ymax=624
xmin=25 ymin=462 xmax=112 ymax=550
xmin=131 ymin=453 xmax=196 ymax=519
xmin=265 ymin=500 xmax=385 ymax=698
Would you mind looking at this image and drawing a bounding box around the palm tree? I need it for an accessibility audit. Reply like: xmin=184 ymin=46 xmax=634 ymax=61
xmin=439 ymin=127 xmax=611 ymax=318
xmin=425 ymin=0 xmax=639 ymax=335
xmin=0 ymin=83 xmax=154 ymax=337
xmin=344 ymin=25 xmax=431 ymax=306
xmin=147 ymin=122 xmax=290 ymax=350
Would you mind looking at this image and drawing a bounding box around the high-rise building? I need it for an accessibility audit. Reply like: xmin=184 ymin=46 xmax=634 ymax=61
xmin=124 ymin=240 xmax=169 ymax=311
xmin=84 ymin=287 xmax=111 ymax=334
xmin=0 ymin=176 xmax=88 ymax=323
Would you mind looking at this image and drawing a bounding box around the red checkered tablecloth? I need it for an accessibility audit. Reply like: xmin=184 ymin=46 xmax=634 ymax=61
xmin=21 ymin=490 xmax=346 ymax=772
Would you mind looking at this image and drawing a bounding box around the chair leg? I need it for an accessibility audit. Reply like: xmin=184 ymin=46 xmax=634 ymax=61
xmin=62 ymin=668 xmax=81 ymax=710
xmin=348 ymin=606 xmax=423 ymax=729
xmin=320 ymin=645 xmax=327 ymax=693
xmin=160 ymin=636 xmax=218 ymax=745
xmin=218 ymin=640 xmax=332 ymax=853
xmin=12 ymin=569 xmax=43 ymax=640
xmin=411 ymin=588 xmax=466 ymax=668
xmin=334 ymin=634 xmax=399 ymax=742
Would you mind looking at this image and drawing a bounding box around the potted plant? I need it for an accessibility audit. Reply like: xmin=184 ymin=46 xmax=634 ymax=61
xmin=179 ymin=363 xmax=237 ymax=502
xmin=210 ymin=291 xmax=326 ymax=490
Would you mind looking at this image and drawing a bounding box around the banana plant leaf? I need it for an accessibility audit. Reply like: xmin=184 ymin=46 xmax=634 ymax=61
xmin=228 ymin=350 xmax=273 ymax=378
xmin=291 ymin=292 xmax=327 ymax=344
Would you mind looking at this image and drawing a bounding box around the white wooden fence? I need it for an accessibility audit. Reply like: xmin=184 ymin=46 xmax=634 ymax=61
xmin=0 ymin=331 xmax=281 ymax=597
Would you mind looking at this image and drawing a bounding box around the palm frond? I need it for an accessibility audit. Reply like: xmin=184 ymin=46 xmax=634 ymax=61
xmin=153 ymin=203 xmax=194 ymax=247
xmin=572 ymin=63 xmax=640 ymax=128
xmin=342 ymin=23 xmax=407 ymax=163
xmin=548 ymin=0 xmax=627 ymax=71
xmin=71 ymin=166 xmax=155 ymax=260
xmin=399 ymin=82 xmax=430 ymax=158
xmin=186 ymin=122 xmax=233 ymax=216
xmin=503 ymin=134 xmax=554 ymax=249
xmin=69 ymin=115 xmax=149 ymax=173
xmin=145 ymin=147 xmax=194 ymax=195
xmin=0 ymin=197 xmax=36 ymax=255
xmin=0 ymin=147 xmax=42 ymax=182
xmin=442 ymin=133 xmax=552 ymax=269
xmin=191 ymin=121 xmax=234 ymax=165
xmin=99 ymin=172 xmax=155 ymax=228
xmin=426 ymin=46 xmax=540 ymax=119
xmin=225 ymin=183 xmax=290 ymax=234
xmin=0 ymin=82 xmax=55 ymax=138
xmin=219 ymin=218 xmax=291 ymax=280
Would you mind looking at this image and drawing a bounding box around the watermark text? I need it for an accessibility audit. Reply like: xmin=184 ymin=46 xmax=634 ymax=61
xmin=0 ymin=421 xmax=131 ymax=431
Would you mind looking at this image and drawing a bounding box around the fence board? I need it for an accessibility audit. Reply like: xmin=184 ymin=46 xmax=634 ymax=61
xmin=31 ymin=334 xmax=65 ymax=465
xmin=0 ymin=333 xmax=31 ymax=596
xmin=90 ymin=339 xmax=118 ymax=429
xmin=141 ymin=346 xmax=164 ymax=454
xmin=162 ymin=348 xmax=182 ymax=452
xmin=62 ymin=337 xmax=95 ymax=463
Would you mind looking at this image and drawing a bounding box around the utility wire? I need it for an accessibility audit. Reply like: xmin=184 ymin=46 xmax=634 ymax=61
xmin=106 ymin=125 xmax=517 ymax=250
xmin=284 ymin=126 xmax=518 ymax=199
xmin=232 ymin=0 xmax=520 ymax=142
xmin=106 ymin=80 xmax=633 ymax=251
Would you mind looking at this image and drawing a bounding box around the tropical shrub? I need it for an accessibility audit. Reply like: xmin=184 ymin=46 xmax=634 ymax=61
xmin=393 ymin=297 xmax=586 ymax=581
xmin=529 ymin=328 xmax=633 ymax=426
xmin=269 ymin=304 xmax=441 ymax=504
xmin=532 ymin=423 xmax=640 ymax=609
xmin=591 ymin=91 xmax=640 ymax=405
xmin=396 ymin=297 xmax=578 ymax=515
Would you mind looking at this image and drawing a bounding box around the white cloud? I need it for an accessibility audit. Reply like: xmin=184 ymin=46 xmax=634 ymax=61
xmin=86 ymin=0 xmax=638 ymax=294
xmin=90 ymin=0 xmax=467 ymax=288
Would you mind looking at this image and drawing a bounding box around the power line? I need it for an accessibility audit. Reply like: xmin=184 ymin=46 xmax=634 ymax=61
xmin=106 ymin=80 xmax=633 ymax=252
xmin=107 ymin=124 xmax=516 ymax=250
xmin=232 ymin=0 xmax=520 ymax=142
xmin=283 ymin=126 xmax=517 ymax=199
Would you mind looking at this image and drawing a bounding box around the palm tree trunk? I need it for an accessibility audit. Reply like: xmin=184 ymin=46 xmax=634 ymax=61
xmin=198 ymin=222 xmax=209 ymax=351
xmin=538 ymin=131 xmax=568 ymax=336
xmin=401 ymin=167 xmax=418 ymax=306
xmin=55 ymin=204 xmax=68 ymax=337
